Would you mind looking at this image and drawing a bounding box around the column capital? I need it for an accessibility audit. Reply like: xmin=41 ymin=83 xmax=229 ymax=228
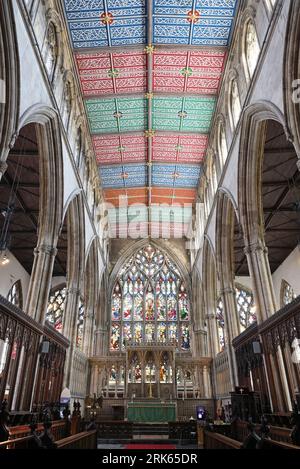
xmin=205 ymin=313 xmax=216 ymax=320
xmin=0 ymin=160 xmax=8 ymax=175
xmin=220 ymin=287 xmax=236 ymax=296
xmin=34 ymin=244 xmax=57 ymax=256
xmin=244 ymin=240 xmax=268 ymax=255
xmin=67 ymin=287 xmax=81 ymax=296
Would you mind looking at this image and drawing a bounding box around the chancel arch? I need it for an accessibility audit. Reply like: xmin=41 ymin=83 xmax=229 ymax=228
xmin=0 ymin=2 xmax=20 ymax=176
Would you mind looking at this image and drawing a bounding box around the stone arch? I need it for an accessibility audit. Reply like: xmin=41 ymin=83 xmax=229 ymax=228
xmin=14 ymin=105 xmax=64 ymax=322
xmin=238 ymin=101 xmax=287 ymax=245
xmin=215 ymin=191 xmax=243 ymax=387
xmin=61 ymin=193 xmax=86 ymax=387
xmin=0 ymin=2 xmax=20 ymax=175
xmin=82 ymin=237 xmax=100 ymax=356
xmin=238 ymin=101 xmax=288 ymax=321
xmin=109 ymin=239 xmax=191 ymax=298
xmin=19 ymin=105 xmax=64 ymax=246
xmin=202 ymin=237 xmax=218 ymax=357
xmin=283 ymin=0 xmax=300 ymax=161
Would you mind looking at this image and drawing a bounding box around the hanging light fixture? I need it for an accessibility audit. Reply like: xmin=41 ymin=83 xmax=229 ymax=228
xmin=0 ymin=203 xmax=14 ymax=265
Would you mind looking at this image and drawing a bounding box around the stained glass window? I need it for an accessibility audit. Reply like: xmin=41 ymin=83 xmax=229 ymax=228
xmin=7 ymin=280 xmax=23 ymax=309
xmin=235 ymin=285 xmax=257 ymax=332
xmin=110 ymin=245 xmax=190 ymax=351
xmin=216 ymin=298 xmax=225 ymax=352
xmin=76 ymin=298 xmax=85 ymax=349
xmin=46 ymin=287 xmax=66 ymax=333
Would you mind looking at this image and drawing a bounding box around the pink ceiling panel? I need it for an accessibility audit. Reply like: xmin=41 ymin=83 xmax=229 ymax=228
xmin=153 ymin=49 xmax=226 ymax=94
xmin=76 ymin=50 xmax=147 ymax=96
xmin=152 ymin=134 xmax=208 ymax=164
xmin=93 ymin=134 xmax=147 ymax=164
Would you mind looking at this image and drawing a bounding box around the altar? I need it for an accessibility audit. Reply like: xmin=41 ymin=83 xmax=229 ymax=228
xmin=127 ymin=401 xmax=177 ymax=423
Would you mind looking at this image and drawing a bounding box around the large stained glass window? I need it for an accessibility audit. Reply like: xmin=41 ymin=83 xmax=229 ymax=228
xmin=110 ymin=245 xmax=190 ymax=352
xmin=46 ymin=287 xmax=66 ymax=333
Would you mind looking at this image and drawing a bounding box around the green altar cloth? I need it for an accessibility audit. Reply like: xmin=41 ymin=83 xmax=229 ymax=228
xmin=127 ymin=402 xmax=176 ymax=422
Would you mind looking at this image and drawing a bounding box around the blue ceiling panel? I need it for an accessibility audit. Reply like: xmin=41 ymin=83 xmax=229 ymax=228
xmin=152 ymin=164 xmax=201 ymax=188
xmin=99 ymin=164 xmax=147 ymax=189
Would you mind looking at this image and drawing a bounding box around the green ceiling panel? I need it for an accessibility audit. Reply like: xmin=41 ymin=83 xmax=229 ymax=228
xmin=152 ymin=96 xmax=216 ymax=133
xmin=86 ymin=97 xmax=147 ymax=134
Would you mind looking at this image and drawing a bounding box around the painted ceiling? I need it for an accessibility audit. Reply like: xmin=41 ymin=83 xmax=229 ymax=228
xmin=63 ymin=0 xmax=238 ymax=237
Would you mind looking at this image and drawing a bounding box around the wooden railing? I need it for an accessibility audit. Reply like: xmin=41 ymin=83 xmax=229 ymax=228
xmin=8 ymin=420 xmax=67 ymax=440
xmin=96 ymin=421 xmax=133 ymax=439
xmin=204 ymin=431 xmax=242 ymax=449
xmin=203 ymin=430 xmax=300 ymax=450
xmin=57 ymin=430 xmax=97 ymax=449
xmin=233 ymin=421 xmax=292 ymax=444
xmin=0 ymin=430 xmax=97 ymax=450
xmin=0 ymin=436 xmax=34 ymax=449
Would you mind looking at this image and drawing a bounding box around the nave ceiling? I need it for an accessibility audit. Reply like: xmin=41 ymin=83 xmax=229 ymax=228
xmin=62 ymin=0 xmax=238 ymax=236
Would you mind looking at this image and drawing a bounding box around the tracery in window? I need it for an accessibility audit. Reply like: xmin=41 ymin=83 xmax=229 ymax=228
xmin=46 ymin=287 xmax=66 ymax=333
xmin=45 ymin=22 xmax=58 ymax=82
xmin=217 ymin=121 xmax=228 ymax=166
xmin=245 ymin=20 xmax=260 ymax=79
xmin=229 ymin=79 xmax=241 ymax=129
xmin=216 ymin=298 xmax=225 ymax=352
xmin=110 ymin=245 xmax=190 ymax=352
xmin=281 ymin=280 xmax=296 ymax=308
xmin=76 ymin=298 xmax=85 ymax=349
xmin=7 ymin=280 xmax=22 ymax=309
xmin=235 ymin=285 xmax=257 ymax=332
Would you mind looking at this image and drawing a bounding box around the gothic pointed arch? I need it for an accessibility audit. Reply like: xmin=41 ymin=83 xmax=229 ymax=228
xmin=238 ymin=101 xmax=287 ymax=245
xmin=284 ymin=0 xmax=300 ymax=161
xmin=0 ymin=2 xmax=20 ymax=174
xmin=109 ymin=243 xmax=191 ymax=352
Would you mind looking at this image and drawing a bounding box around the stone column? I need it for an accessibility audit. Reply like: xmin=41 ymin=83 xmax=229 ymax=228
xmin=206 ymin=313 xmax=220 ymax=357
xmin=203 ymin=366 xmax=212 ymax=398
xmin=0 ymin=160 xmax=8 ymax=182
xmin=25 ymin=244 xmax=57 ymax=323
xmin=244 ymin=241 xmax=277 ymax=323
xmin=82 ymin=310 xmax=94 ymax=357
xmin=63 ymin=287 xmax=81 ymax=389
xmin=220 ymin=287 xmax=239 ymax=389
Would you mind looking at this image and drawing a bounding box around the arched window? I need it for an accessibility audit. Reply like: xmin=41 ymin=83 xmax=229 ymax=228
xmin=217 ymin=120 xmax=228 ymax=166
xmin=281 ymin=280 xmax=296 ymax=308
xmin=7 ymin=280 xmax=22 ymax=309
xmin=110 ymin=245 xmax=190 ymax=352
xmin=76 ymin=127 xmax=83 ymax=167
xmin=229 ymin=78 xmax=241 ymax=129
xmin=45 ymin=22 xmax=58 ymax=82
xmin=235 ymin=284 xmax=257 ymax=332
xmin=76 ymin=298 xmax=85 ymax=349
xmin=244 ymin=20 xmax=260 ymax=80
xmin=216 ymin=297 xmax=225 ymax=352
xmin=46 ymin=286 xmax=66 ymax=333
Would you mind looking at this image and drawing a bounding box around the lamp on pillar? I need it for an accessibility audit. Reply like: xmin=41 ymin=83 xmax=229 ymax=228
xmin=0 ymin=204 xmax=13 ymax=265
